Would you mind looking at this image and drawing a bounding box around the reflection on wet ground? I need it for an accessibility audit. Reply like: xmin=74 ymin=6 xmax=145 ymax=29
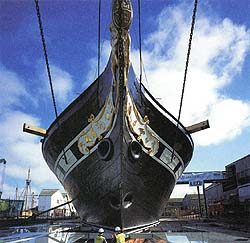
xmin=164 ymin=232 xmax=250 ymax=243
xmin=0 ymin=223 xmax=80 ymax=242
xmin=0 ymin=224 xmax=250 ymax=243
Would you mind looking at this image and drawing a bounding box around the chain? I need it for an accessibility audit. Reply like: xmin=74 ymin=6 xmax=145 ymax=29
xmin=118 ymin=1 xmax=125 ymax=145
xmin=34 ymin=0 xmax=58 ymax=118
xmin=170 ymin=0 xmax=198 ymax=168
xmin=177 ymin=0 xmax=198 ymax=123
xmin=34 ymin=0 xmax=68 ymax=164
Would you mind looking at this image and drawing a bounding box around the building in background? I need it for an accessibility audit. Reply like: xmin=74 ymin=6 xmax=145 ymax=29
xmin=38 ymin=189 xmax=76 ymax=217
xmin=163 ymin=194 xmax=205 ymax=218
xmin=182 ymin=193 xmax=204 ymax=216
xmin=162 ymin=154 xmax=250 ymax=220
xmin=206 ymin=154 xmax=250 ymax=218
xmin=164 ymin=198 xmax=183 ymax=217
xmin=205 ymin=183 xmax=224 ymax=216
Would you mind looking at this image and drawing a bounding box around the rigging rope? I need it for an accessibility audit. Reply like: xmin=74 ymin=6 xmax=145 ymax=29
xmin=131 ymin=23 xmax=150 ymax=91
xmin=138 ymin=0 xmax=142 ymax=87
xmin=142 ymin=60 xmax=150 ymax=91
xmin=97 ymin=0 xmax=101 ymax=106
xmin=138 ymin=0 xmax=146 ymax=113
xmin=170 ymin=0 xmax=198 ymax=165
xmin=34 ymin=0 xmax=68 ymax=164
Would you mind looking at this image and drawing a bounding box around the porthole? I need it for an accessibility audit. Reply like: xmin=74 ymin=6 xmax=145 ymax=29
xmin=128 ymin=140 xmax=142 ymax=162
xmin=123 ymin=192 xmax=133 ymax=209
xmin=97 ymin=138 xmax=114 ymax=161
xmin=109 ymin=196 xmax=121 ymax=210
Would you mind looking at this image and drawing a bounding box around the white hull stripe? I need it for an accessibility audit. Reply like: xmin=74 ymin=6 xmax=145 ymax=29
xmin=52 ymin=88 xmax=185 ymax=183
xmin=53 ymin=100 xmax=119 ymax=183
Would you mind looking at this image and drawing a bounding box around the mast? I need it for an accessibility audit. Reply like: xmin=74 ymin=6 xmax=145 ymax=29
xmin=0 ymin=159 xmax=7 ymax=199
xmin=24 ymin=168 xmax=31 ymax=211
xmin=15 ymin=185 xmax=19 ymax=200
xmin=31 ymin=192 xmax=35 ymax=209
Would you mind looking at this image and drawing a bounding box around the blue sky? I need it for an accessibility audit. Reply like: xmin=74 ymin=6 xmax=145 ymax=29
xmin=0 ymin=0 xmax=249 ymax=201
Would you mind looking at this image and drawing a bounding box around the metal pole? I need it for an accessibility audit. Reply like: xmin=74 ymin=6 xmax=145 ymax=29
xmin=197 ymin=186 xmax=202 ymax=218
xmin=203 ymin=183 xmax=208 ymax=218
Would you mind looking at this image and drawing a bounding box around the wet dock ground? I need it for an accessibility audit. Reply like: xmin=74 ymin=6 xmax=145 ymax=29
xmin=0 ymin=218 xmax=250 ymax=243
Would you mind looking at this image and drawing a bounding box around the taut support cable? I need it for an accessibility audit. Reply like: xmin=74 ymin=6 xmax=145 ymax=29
xmin=138 ymin=0 xmax=144 ymax=112
xmin=170 ymin=0 xmax=198 ymax=165
xmin=34 ymin=0 xmax=68 ymax=164
xmin=97 ymin=0 xmax=102 ymax=107
xmin=138 ymin=0 xmax=142 ymax=87
xmin=34 ymin=0 xmax=58 ymax=118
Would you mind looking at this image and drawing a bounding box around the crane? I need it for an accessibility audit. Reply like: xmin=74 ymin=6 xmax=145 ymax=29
xmin=0 ymin=158 xmax=7 ymax=199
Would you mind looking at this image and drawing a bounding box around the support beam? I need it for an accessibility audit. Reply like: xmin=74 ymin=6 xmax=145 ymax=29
xmin=197 ymin=186 xmax=203 ymax=218
xmin=23 ymin=123 xmax=47 ymax=137
xmin=203 ymin=183 xmax=209 ymax=218
xmin=186 ymin=120 xmax=210 ymax=134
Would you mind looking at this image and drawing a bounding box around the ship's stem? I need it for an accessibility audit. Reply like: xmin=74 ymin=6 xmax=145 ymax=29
xmin=111 ymin=0 xmax=133 ymax=227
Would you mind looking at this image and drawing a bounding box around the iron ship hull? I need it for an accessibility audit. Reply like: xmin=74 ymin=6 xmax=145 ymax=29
xmin=42 ymin=56 xmax=193 ymax=229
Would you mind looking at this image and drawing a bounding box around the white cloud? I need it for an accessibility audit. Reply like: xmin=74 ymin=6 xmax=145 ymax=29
xmin=1 ymin=183 xmax=16 ymax=200
xmin=0 ymin=66 xmax=63 ymax=199
xmin=0 ymin=64 xmax=36 ymax=111
xmin=131 ymin=4 xmax=250 ymax=146
xmin=51 ymin=65 xmax=74 ymax=104
xmin=39 ymin=63 xmax=75 ymax=109
xmin=0 ymin=111 xmax=39 ymax=144
xmin=85 ymin=40 xmax=111 ymax=89
xmin=193 ymin=99 xmax=250 ymax=146
xmin=0 ymin=111 xmax=61 ymax=184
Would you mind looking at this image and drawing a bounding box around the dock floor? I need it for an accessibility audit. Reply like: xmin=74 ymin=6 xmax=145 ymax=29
xmin=0 ymin=218 xmax=250 ymax=243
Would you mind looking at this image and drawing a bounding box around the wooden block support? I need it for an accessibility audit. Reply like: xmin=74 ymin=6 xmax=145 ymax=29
xmin=23 ymin=123 xmax=47 ymax=137
xmin=186 ymin=120 xmax=210 ymax=134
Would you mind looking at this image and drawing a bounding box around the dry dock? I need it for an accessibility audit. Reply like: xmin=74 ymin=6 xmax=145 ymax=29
xmin=0 ymin=218 xmax=250 ymax=243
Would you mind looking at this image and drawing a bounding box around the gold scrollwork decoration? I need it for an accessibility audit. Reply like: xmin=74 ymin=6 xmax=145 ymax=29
xmin=77 ymin=90 xmax=115 ymax=155
xmin=126 ymin=92 xmax=159 ymax=156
